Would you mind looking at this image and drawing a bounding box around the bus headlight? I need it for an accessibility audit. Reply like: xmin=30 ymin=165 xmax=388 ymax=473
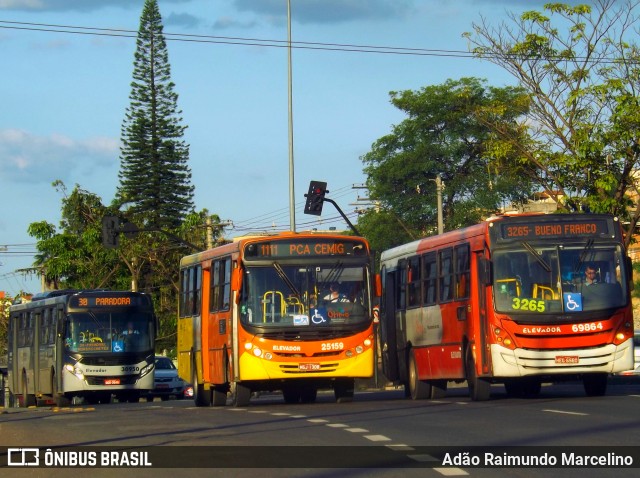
xmin=140 ymin=362 xmax=154 ymax=378
xmin=355 ymin=345 xmax=364 ymax=354
xmin=65 ymin=364 xmax=84 ymax=380
xmin=253 ymin=347 xmax=263 ymax=357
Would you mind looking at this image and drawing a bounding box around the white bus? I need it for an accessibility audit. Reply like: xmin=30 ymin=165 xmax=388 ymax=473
xmin=7 ymin=290 xmax=157 ymax=406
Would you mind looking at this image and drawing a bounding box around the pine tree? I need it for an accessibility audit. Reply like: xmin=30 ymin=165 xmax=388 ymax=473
xmin=117 ymin=0 xmax=194 ymax=230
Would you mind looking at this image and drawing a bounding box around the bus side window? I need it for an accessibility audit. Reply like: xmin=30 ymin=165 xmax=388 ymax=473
xmin=407 ymin=256 xmax=421 ymax=308
xmin=439 ymin=248 xmax=453 ymax=302
xmin=455 ymin=244 xmax=470 ymax=299
xmin=422 ymin=253 xmax=437 ymax=305
xmin=397 ymin=259 xmax=406 ymax=310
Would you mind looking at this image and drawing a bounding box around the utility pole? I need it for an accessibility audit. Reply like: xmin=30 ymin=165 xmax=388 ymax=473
xmin=287 ymin=0 xmax=296 ymax=231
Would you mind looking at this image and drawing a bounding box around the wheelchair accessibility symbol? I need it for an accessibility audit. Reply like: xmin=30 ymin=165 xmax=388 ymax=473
xmin=311 ymin=309 xmax=327 ymax=324
xmin=563 ymin=293 xmax=582 ymax=312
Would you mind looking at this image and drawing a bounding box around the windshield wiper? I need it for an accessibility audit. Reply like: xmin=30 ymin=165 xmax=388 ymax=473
xmin=574 ymin=239 xmax=595 ymax=273
xmin=522 ymin=242 xmax=551 ymax=272
xmin=272 ymin=262 xmax=301 ymax=298
xmin=322 ymin=262 xmax=344 ymax=289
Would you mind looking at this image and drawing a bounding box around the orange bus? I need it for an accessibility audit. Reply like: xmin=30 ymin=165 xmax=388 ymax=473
xmin=379 ymin=213 xmax=635 ymax=401
xmin=177 ymin=231 xmax=378 ymax=406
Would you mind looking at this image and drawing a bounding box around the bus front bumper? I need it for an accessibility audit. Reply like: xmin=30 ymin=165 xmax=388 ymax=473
xmin=489 ymin=337 xmax=634 ymax=377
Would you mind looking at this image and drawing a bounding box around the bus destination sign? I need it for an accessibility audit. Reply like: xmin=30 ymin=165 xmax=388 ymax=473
xmin=71 ymin=296 xmax=138 ymax=308
xmin=244 ymin=239 xmax=364 ymax=259
xmin=497 ymin=218 xmax=611 ymax=241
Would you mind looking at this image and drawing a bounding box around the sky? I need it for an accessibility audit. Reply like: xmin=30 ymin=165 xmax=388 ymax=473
xmin=0 ymin=0 xmax=543 ymax=295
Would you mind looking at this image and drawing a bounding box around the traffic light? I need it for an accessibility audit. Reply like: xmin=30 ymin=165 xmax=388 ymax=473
xmin=304 ymin=181 xmax=328 ymax=216
xmin=101 ymin=216 xmax=120 ymax=248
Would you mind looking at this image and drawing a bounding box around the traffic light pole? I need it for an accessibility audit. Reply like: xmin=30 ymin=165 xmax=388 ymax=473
xmin=322 ymin=197 xmax=361 ymax=236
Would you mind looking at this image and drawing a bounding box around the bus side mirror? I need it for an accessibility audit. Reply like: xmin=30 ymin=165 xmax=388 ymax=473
xmin=232 ymin=268 xmax=243 ymax=304
xmin=626 ymin=257 xmax=634 ymax=291
xmin=374 ymin=274 xmax=382 ymax=297
xmin=478 ymin=257 xmax=492 ymax=286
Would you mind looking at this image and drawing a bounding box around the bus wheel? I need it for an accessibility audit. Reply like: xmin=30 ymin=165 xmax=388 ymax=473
xmin=465 ymin=348 xmax=491 ymax=401
xmin=193 ymin=370 xmax=212 ymax=407
xmin=233 ymin=383 xmax=251 ymax=407
xmin=212 ymin=385 xmax=228 ymax=406
xmin=334 ymin=378 xmax=354 ymax=403
xmin=408 ymin=350 xmax=430 ymax=400
xmin=51 ymin=372 xmax=70 ymax=407
xmin=583 ymin=373 xmax=608 ymax=397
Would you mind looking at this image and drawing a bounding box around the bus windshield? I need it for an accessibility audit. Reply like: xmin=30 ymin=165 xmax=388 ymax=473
xmin=240 ymin=262 xmax=370 ymax=327
xmin=65 ymin=312 xmax=154 ymax=353
xmin=492 ymin=243 xmax=627 ymax=316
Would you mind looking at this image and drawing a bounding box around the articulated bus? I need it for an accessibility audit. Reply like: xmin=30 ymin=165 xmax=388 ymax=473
xmin=379 ymin=213 xmax=635 ymax=401
xmin=177 ymin=231 xmax=378 ymax=406
xmin=7 ymin=290 xmax=157 ymax=406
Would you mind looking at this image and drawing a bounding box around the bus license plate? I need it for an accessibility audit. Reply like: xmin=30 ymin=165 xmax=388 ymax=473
xmin=299 ymin=363 xmax=320 ymax=371
xmin=104 ymin=378 xmax=120 ymax=385
xmin=555 ymin=355 xmax=579 ymax=364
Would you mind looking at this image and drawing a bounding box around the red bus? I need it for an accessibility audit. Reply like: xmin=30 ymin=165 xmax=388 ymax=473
xmin=177 ymin=231 xmax=378 ymax=406
xmin=379 ymin=213 xmax=635 ymax=400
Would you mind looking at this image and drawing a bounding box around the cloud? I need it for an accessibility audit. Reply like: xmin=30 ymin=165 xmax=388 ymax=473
xmin=165 ymin=12 xmax=201 ymax=29
xmin=212 ymin=16 xmax=258 ymax=31
xmin=0 ymin=0 xmax=190 ymax=12
xmin=233 ymin=0 xmax=415 ymax=24
xmin=0 ymin=129 xmax=118 ymax=184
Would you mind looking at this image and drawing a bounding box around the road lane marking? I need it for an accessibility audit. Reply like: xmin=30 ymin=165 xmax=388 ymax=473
xmin=346 ymin=428 xmax=369 ymax=433
xmin=542 ymin=409 xmax=588 ymax=416
xmin=307 ymin=418 xmax=328 ymax=423
xmin=364 ymin=434 xmax=392 ymax=442
xmin=386 ymin=444 xmax=414 ymax=451
xmin=327 ymin=423 xmax=349 ymax=428
xmin=433 ymin=467 xmax=469 ymax=476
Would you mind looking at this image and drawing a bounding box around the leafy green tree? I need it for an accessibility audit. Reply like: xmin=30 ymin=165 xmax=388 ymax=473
xmin=28 ymin=182 xmax=124 ymax=290
xmin=465 ymin=0 xmax=640 ymax=246
xmin=27 ymin=181 xmax=221 ymax=352
xmin=360 ymin=77 xmax=533 ymax=250
xmin=116 ymin=0 xmax=194 ymax=230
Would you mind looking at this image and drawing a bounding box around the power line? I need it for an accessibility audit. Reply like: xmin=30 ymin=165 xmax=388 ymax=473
xmin=0 ymin=19 xmax=477 ymax=58
xmin=0 ymin=19 xmax=634 ymax=64
xmin=229 ymin=184 xmax=357 ymax=233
